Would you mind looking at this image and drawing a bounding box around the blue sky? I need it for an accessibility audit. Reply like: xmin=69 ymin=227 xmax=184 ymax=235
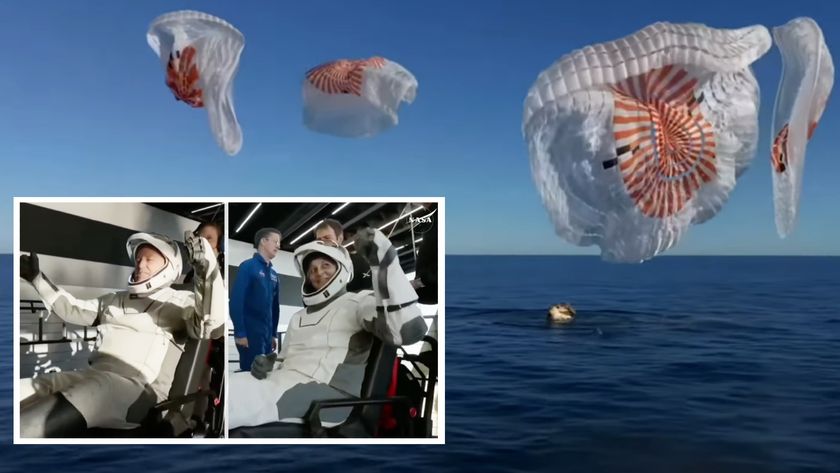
xmin=1 ymin=0 xmax=838 ymax=255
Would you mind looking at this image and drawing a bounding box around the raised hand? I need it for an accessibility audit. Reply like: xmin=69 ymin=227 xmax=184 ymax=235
xmin=20 ymin=252 xmax=40 ymax=283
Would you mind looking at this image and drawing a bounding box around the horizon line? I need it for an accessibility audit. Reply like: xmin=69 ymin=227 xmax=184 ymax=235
xmin=445 ymin=254 xmax=840 ymax=257
xmin=1 ymin=253 xmax=838 ymax=258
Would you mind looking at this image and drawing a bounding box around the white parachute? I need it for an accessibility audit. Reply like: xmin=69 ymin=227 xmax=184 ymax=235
xmin=303 ymin=56 xmax=417 ymax=137
xmin=147 ymin=10 xmax=245 ymax=156
xmin=523 ymin=22 xmax=772 ymax=262
xmin=770 ymin=17 xmax=834 ymax=238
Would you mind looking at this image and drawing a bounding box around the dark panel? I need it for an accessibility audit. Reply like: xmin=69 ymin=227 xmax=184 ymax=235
xmin=20 ymin=203 xmax=200 ymax=275
xmin=280 ymin=274 xmax=304 ymax=306
xmin=20 ymin=203 xmax=135 ymax=267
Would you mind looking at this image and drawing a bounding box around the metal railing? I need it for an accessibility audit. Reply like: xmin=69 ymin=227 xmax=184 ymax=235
xmin=19 ymin=299 xmax=98 ymax=346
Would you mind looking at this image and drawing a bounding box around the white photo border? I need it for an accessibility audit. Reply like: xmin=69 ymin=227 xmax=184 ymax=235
xmin=13 ymin=196 xmax=445 ymax=446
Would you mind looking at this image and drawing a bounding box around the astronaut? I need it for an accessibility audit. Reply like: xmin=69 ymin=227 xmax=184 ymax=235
xmin=19 ymin=231 xmax=227 ymax=438
xmin=229 ymin=228 xmax=428 ymax=430
xmin=229 ymin=228 xmax=281 ymax=371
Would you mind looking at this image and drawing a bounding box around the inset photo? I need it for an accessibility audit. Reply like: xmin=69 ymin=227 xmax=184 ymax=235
xmin=226 ymin=199 xmax=442 ymax=441
xmin=14 ymin=200 xmax=227 ymax=441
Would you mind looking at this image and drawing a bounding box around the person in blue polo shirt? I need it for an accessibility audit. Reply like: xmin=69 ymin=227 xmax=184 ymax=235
xmin=230 ymin=228 xmax=281 ymax=371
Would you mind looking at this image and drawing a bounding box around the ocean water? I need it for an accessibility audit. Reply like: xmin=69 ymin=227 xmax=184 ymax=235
xmin=2 ymin=254 xmax=839 ymax=472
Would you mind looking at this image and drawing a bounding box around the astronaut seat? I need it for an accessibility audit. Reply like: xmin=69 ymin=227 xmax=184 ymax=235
xmin=392 ymin=335 xmax=438 ymax=438
xmin=83 ymin=336 xmax=224 ymax=438
xmin=229 ymin=338 xmax=417 ymax=438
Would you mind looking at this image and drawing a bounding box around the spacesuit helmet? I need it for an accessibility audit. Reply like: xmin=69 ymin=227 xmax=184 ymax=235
xmin=293 ymin=240 xmax=354 ymax=306
xmin=126 ymin=232 xmax=182 ymax=295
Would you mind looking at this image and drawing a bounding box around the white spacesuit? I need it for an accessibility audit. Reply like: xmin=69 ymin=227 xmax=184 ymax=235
xmin=229 ymin=228 xmax=428 ymax=429
xmin=19 ymin=231 xmax=227 ymax=437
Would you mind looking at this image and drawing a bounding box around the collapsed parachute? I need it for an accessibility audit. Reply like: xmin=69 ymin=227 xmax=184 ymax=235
xmin=303 ymin=57 xmax=417 ymax=137
xmin=771 ymin=17 xmax=834 ymax=238
xmin=523 ymin=22 xmax=772 ymax=262
xmin=147 ymin=10 xmax=245 ymax=156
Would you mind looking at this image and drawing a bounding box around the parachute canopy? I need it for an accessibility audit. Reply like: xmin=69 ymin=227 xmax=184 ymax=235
xmin=303 ymin=57 xmax=417 ymax=137
xmin=771 ymin=17 xmax=834 ymax=238
xmin=523 ymin=22 xmax=772 ymax=263
xmin=147 ymin=10 xmax=245 ymax=156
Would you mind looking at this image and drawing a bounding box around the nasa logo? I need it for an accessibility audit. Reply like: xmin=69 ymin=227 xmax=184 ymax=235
xmin=406 ymin=208 xmax=436 ymax=234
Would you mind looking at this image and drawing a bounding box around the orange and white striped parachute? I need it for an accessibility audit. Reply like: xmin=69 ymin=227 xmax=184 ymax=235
xmin=147 ymin=11 xmax=244 ymax=156
xmin=303 ymin=57 xmax=417 ymax=137
xmin=770 ymin=17 xmax=834 ymax=238
xmin=523 ymin=22 xmax=772 ymax=262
